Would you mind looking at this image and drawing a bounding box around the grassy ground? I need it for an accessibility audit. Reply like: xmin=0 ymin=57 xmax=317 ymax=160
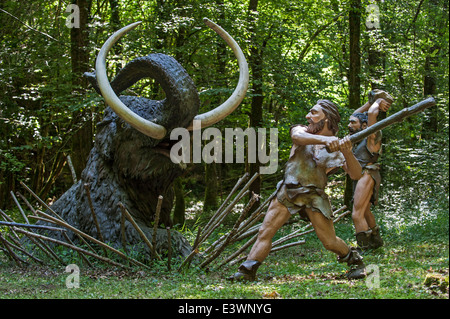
xmin=1 ymin=154 xmax=449 ymax=301
xmin=1 ymin=212 xmax=448 ymax=300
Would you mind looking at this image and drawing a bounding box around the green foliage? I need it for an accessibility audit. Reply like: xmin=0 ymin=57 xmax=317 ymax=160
xmin=1 ymin=0 xmax=448 ymax=205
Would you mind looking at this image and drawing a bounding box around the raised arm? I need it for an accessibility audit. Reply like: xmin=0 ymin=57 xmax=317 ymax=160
xmin=353 ymin=89 xmax=393 ymax=117
xmin=352 ymin=101 xmax=372 ymax=115
xmin=290 ymin=125 xmax=338 ymax=146
xmin=367 ymin=98 xmax=390 ymax=127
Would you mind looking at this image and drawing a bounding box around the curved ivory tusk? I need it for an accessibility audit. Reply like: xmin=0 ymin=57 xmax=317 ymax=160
xmin=96 ymin=21 xmax=167 ymax=140
xmin=188 ymin=18 xmax=249 ymax=130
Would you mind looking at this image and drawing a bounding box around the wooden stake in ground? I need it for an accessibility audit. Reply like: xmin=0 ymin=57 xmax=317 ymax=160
xmin=118 ymin=202 xmax=161 ymax=261
xmin=201 ymin=172 xmax=249 ymax=235
xmin=178 ymin=173 xmax=260 ymax=272
xmin=11 ymin=193 xmax=68 ymax=263
xmin=178 ymin=226 xmax=202 ymax=272
xmin=199 ymin=173 xmax=260 ymax=246
xmin=166 ymin=227 xmax=172 ymax=271
xmin=66 ymin=154 xmax=77 ymax=184
xmin=120 ymin=209 xmax=128 ymax=254
xmin=0 ymin=232 xmax=26 ymax=267
xmin=152 ymin=195 xmax=163 ymax=259
xmin=4 ymin=233 xmax=45 ymax=265
xmin=84 ymin=183 xmax=105 ymax=243
xmin=0 ymin=208 xmax=63 ymax=265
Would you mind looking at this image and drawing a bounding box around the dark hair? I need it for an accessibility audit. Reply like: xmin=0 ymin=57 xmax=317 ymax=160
xmin=317 ymin=99 xmax=340 ymax=134
xmin=353 ymin=112 xmax=368 ymax=125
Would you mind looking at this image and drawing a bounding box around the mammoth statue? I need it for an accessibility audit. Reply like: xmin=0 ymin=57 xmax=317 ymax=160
xmin=43 ymin=19 xmax=249 ymax=258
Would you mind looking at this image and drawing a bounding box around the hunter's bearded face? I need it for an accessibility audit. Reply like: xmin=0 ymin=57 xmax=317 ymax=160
xmin=348 ymin=115 xmax=366 ymax=135
xmin=306 ymin=105 xmax=327 ymax=134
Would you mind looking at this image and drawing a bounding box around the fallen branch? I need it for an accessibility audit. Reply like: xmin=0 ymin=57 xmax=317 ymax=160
xmin=15 ymin=228 xmax=129 ymax=269
xmin=34 ymin=208 xmax=151 ymax=269
xmin=0 ymin=221 xmax=66 ymax=232
xmin=200 ymin=192 xmax=260 ymax=269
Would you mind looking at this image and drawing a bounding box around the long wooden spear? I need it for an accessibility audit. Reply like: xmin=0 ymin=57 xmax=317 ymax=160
xmin=326 ymin=97 xmax=436 ymax=152
xmin=349 ymin=97 xmax=436 ymax=144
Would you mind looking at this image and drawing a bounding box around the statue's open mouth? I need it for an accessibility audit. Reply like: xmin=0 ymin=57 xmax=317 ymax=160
xmin=153 ymin=137 xmax=181 ymax=158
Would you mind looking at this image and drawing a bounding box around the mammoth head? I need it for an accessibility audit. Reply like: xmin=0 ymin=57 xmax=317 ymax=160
xmin=93 ymin=18 xmax=249 ymax=143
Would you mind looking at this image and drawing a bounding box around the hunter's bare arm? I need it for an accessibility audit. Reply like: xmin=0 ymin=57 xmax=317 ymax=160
xmin=290 ymin=125 xmax=338 ymax=146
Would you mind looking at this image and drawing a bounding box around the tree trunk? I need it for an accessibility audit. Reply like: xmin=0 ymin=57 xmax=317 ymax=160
xmin=365 ymin=1 xmax=386 ymax=94
xmin=348 ymin=0 xmax=361 ymax=109
xmin=421 ymin=0 xmax=443 ymax=138
xmin=345 ymin=0 xmax=362 ymax=208
xmin=201 ymin=0 xmax=227 ymax=214
xmin=247 ymin=0 xmax=263 ymax=202
xmin=109 ymin=0 xmax=122 ymax=73
xmin=203 ymin=162 xmax=218 ymax=212
xmin=70 ymin=0 xmax=93 ymax=179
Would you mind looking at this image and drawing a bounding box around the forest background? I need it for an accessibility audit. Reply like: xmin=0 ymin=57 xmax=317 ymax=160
xmin=1 ymin=0 xmax=448 ymax=218
xmin=0 ymin=0 xmax=448 ymax=299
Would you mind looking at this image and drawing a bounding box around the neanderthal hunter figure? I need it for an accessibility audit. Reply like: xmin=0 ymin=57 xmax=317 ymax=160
xmin=348 ymin=90 xmax=393 ymax=251
xmin=230 ymin=100 xmax=366 ymax=281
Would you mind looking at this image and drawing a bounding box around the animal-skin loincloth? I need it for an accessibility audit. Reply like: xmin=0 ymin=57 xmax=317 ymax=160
xmin=276 ymin=180 xmax=334 ymax=221
xmin=353 ymin=163 xmax=381 ymax=205
xmin=276 ymin=127 xmax=345 ymax=221
xmin=352 ymin=138 xmax=381 ymax=205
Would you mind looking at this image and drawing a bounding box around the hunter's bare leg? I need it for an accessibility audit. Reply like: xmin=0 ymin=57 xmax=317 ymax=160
xmin=352 ymin=172 xmax=374 ymax=233
xmin=229 ymin=198 xmax=290 ymax=281
xmin=352 ymin=172 xmax=383 ymax=250
xmin=305 ymin=208 xmax=349 ymax=257
xmin=247 ymin=197 xmax=291 ymax=262
xmin=306 ymin=208 xmax=366 ymax=279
